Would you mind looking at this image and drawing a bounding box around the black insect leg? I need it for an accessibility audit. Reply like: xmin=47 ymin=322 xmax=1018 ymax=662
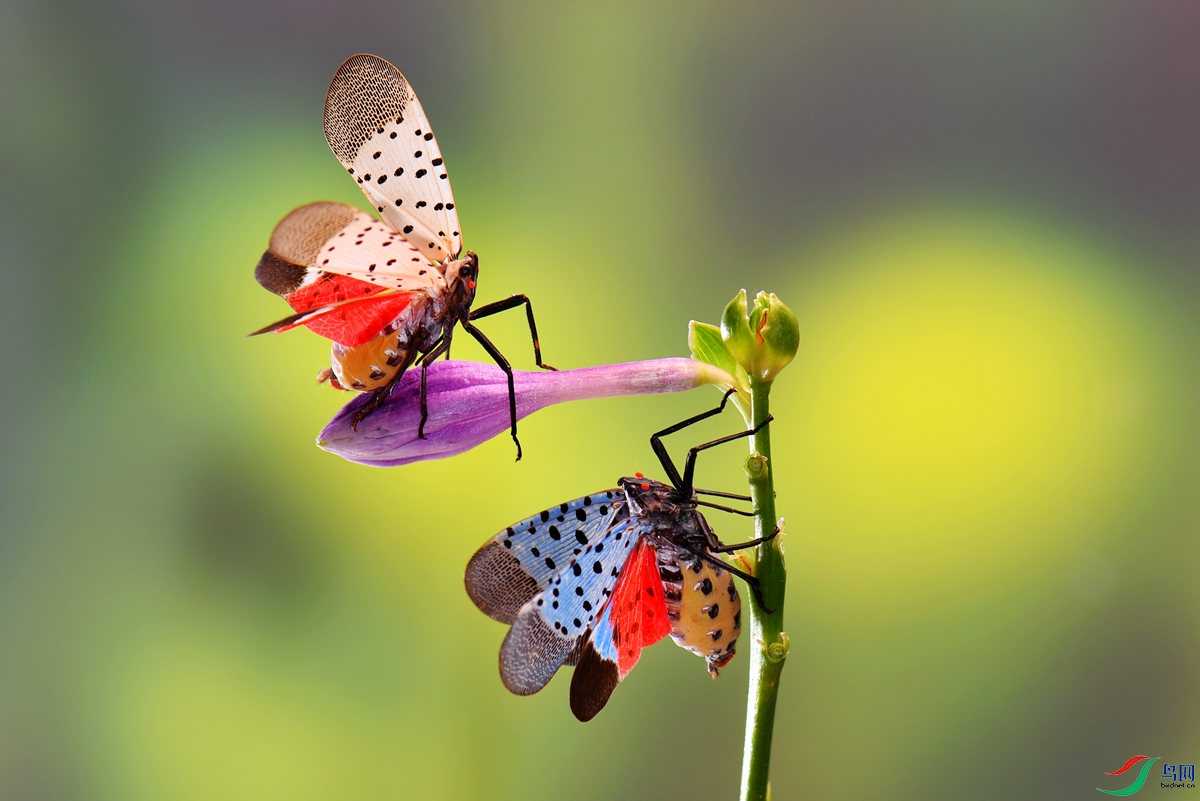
xmin=650 ymin=389 xmax=739 ymax=489
xmin=415 ymin=328 xmax=454 ymax=440
xmin=695 ymin=499 xmax=755 ymax=517
xmin=460 ymin=318 xmax=522 ymax=462
xmin=711 ymin=557 xmax=771 ymax=612
xmin=648 ymin=389 xmax=774 ymax=494
xmin=468 ymin=295 xmax=556 ymax=371
xmin=678 ymin=414 xmax=773 ymax=495
xmin=707 ymin=524 xmax=781 ymax=554
xmin=696 ymin=525 xmax=782 ymax=612
xmin=695 ymin=487 xmax=755 ymax=515
xmin=696 ymin=488 xmax=753 ymax=502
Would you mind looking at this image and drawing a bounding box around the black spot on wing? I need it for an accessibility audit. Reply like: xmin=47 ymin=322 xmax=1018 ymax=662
xmin=483 ymin=491 xmax=626 ymax=590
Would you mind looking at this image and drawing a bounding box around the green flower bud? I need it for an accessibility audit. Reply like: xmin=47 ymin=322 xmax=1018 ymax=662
xmin=720 ymin=290 xmax=799 ymax=382
xmin=720 ymin=289 xmax=756 ymax=369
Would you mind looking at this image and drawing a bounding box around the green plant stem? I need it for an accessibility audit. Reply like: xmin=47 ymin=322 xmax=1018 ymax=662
xmin=738 ymin=379 xmax=787 ymax=801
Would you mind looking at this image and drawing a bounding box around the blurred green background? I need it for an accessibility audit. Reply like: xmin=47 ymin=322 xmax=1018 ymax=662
xmin=2 ymin=2 xmax=1197 ymax=799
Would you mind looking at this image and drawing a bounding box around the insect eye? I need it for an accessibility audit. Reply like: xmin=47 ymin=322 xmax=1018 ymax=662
xmin=635 ymin=472 xmax=644 ymax=479
xmin=641 ymin=483 xmax=650 ymax=490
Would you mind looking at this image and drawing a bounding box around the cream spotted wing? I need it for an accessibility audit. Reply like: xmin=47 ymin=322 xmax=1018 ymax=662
xmin=252 ymin=201 xmax=445 ymax=345
xmin=256 ymin=202 xmax=445 ymax=295
xmin=324 ymin=54 xmax=463 ymax=264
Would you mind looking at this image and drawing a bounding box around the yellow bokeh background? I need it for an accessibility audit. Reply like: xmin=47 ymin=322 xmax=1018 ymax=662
xmin=2 ymin=2 xmax=1196 ymax=800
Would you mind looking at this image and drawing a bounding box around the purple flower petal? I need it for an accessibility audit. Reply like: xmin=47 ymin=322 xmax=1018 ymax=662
xmin=317 ymin=358 xmax=734 ymax=467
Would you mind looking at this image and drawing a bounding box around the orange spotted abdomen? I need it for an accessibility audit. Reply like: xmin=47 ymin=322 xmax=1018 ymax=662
xmin=659 ymin=553 xmax=740 ymax=676
xmin=325 ymin=297 xmax=444 ymax=390
xmin=328 ymin=330 xmax=409 ymax=390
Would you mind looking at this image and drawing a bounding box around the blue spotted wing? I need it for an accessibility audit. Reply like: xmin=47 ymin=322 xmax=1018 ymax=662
xmin=493 ymin=515 xmax=644 ymax=704
xmin=465 ymin=489 xmax=627 ymax=625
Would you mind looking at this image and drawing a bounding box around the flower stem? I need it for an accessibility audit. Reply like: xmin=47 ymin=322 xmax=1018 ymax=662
xmin=738 ymin=378 xmax=788 ymax=801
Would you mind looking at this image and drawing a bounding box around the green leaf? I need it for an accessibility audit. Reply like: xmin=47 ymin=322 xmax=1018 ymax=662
xmin=689 ymin=320 xmax=750 ymax=421
xmin=688 ymin=321 xmax=737 ymax=377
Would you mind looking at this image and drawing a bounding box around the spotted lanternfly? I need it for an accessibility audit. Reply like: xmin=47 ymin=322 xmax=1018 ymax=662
xmin=250 ymin=54 xmax=551 ymax=456
xmin=465 ymin=392 xmax=776 ymax=721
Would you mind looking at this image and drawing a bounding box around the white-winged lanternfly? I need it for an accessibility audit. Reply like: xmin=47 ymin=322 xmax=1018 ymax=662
xmin=251 ymin=54 xmax=552 ymax=458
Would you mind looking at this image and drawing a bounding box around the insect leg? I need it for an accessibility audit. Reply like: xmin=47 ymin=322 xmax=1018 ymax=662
xmin=694 ymin=545 xmax=776 ymax=613
xmin=695 ymin=499 xmax=755 ymax=517
xmin=460 ymin=319 xmax=522 ymax=462
xmin=696 ymin=488 xmax=753 ymax=502
xmin=649 ymin=389 xmax=739 ymax=488
xmin=678 ymin=413 xmax=773 ymax=495
xmin=684 ymin=501 xmax=782 ymax=610
xmin=648 ymin=389 xmax=775 ymax=493
xmin=415 ymin=328 xmax=454 ymax=440
xmin=706 ymin=524 xmax=781 ymax=554
xmin=468 ymin=295 xmax=556 ymax=371
xmin=695 ymin=487 xmax=755 ymax=515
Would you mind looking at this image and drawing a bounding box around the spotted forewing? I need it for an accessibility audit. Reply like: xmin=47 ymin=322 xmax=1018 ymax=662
xmin=324 ymin=53 xmax=463 ymax=263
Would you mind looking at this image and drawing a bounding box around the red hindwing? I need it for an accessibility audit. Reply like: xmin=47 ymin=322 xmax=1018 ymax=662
xmin=283 ymin=274 xmax=415 ymax=347
xmin=280 ymin=289 xmax=415 ymax=347
xmin=608 ymin=541 xmax=671 ymax=677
